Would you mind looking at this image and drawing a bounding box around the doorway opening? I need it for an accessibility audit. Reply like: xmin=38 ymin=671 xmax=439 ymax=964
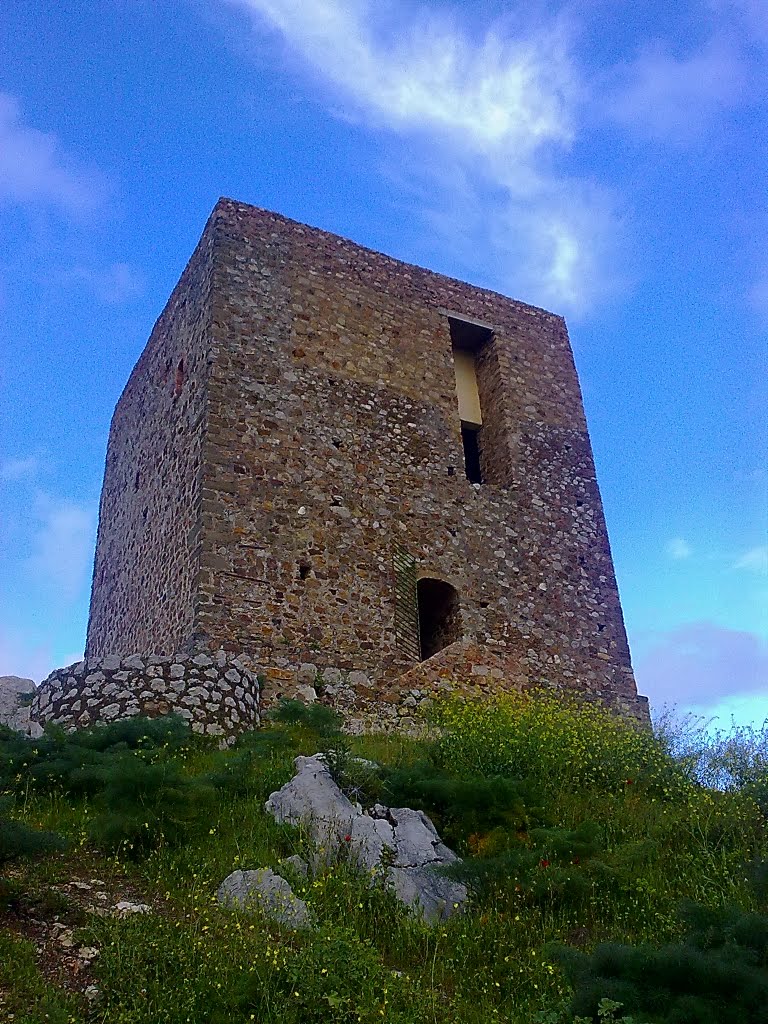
xmin=417 ymin=577 xmax=462 ymax=659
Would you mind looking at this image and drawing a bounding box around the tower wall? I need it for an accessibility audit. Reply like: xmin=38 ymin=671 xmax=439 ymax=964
xmin=190 ymin=200 xmax=639 ymax=711
xmin=85 ymin=221 xmax=216 ymax=658
xmin=83 ymin=198 xmax=645 ymax=725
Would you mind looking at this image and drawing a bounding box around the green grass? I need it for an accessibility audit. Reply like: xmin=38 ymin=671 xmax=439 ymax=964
xmin=1 ymin=697 xmax=766 ymax=1023
xmin=0 ymin=931 xmax=83 ymax=1023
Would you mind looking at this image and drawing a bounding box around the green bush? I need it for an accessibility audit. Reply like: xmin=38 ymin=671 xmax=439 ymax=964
xmin=431 ymin=692 xmax=692 ymax=800
xmin=0 ymin=714 xmax=192 ymax=797
xmin=230 ymin=924 xmax=421 ymax=1023
xmin=381 ymin=763 xmax=538 ymax=849
xmin=268 ymin=698 xmax=343 ymax=736
xmin=553 ymin=900 xmax=768 ymax=1023
xmin=87 ymin=755 xmax=217 ymax=855
xmin=0 ymin=795 xmax=68 ymax=865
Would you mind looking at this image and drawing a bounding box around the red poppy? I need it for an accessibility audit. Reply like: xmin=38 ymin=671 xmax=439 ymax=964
xmin=344 ymin=834 xmax=352 ymax=842
xmin=538 ymin=858 xmax=550 ymax=868
xmin=625 ymin=779 xmax=634 ymax=786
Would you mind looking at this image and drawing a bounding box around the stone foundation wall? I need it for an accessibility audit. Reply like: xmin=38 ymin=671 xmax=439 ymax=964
xmin=31 ymin=652 xmax=260 ymax=739
xmin=254 ymin=649 xmax=650 ymax=733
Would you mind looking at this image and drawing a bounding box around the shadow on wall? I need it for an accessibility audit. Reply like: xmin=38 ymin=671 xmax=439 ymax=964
xmin=417 ymin=578 xmax=462 ymax=660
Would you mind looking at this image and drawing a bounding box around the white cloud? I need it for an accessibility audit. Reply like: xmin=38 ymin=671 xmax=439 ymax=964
xmin=635 ymin=621 xmax=768 ymax=710
xmin=0 ymin=626 xmax=51 ymax=684
xmin=227 ymin=0 xmax=620 ymax=315
xmin=0 ymin=456 xmax=39 ymax=482
xmin=605 ymin=36 xmax=746 ymax=142
xmin=0 ymin=92 xmax=104 ymax=212
xmin=0 ymin=625 xmax=82 ymax=684
xmin=235 ymin=1 xmax=576 ymax=156
xmin=27 ymin=497 xmax=97 ymax=602
xmin=734 ymin=545 xmax=768 ymax=574
xmin=666 ymin=537 xmax=692 ymax=560
xmin=60 ymin=262 xmax=146 ymax=304
xmin=708 ymin=0 xmax=768 ymax=49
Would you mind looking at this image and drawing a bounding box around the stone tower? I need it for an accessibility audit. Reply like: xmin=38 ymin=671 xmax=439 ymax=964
xmin=81 ymin=198 xmax=647 ymax=728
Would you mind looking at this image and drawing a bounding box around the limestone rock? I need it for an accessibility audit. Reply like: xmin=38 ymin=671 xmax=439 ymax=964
xmin=0 ymin=675 xmax=42 ymax=737
xmin=114 ymin=901 xmax=151 ymax=915
xmin=265 ymin=754 xmax=467 ymax=923
xmin=217 ymin=868 xmax=312 ymax=929
xmin=279 ymin=854 xmax=310 ymax=877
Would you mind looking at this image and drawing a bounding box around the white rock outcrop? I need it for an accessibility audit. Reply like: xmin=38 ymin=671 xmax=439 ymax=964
xmin=0 ymin=675 xmax=43 ymax=737
xmin=217 ymin=868 xmax=313 ymax=929
xmin=265 ymin=754 xmax=467 ymax=923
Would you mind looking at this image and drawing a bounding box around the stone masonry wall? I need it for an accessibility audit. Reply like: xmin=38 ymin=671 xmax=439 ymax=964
xmin=84 ymin=198 xmax=647 ymax=725
xmin=31 ymin=653 xmax=260 ymax=739
xmin=85 ymin=220 xmax=216 ymax=658
xmin=194 ymin=201 xmax=643 ymax=717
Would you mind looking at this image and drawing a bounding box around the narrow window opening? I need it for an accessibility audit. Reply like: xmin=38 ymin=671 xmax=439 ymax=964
xmin=174 ymin=358 xmax=185 ymax=396
xmin=461 ymin=423 xmax=482 ymax=483
xmin=298 ymin=561 xmax=312 ymax=581
xmin=417 ymin=577 xmax=462 ymax=660
xmin=448 ymin=315 xmax=493 ymax=484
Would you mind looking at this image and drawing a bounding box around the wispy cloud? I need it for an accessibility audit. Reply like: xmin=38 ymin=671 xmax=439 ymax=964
xmin=0 ymin=625 xmax=82 ymax=684
xmin=27 ymin=496 xmax=97 ymax=602
xmin=708 ymin=0 xmax=768 ymax=49
xmin=0 ymin=92 xmax=105 ymax=212
xmin=605 ymin=36 xmax=746 ymax=142
xmin=227 ymin=0 xmax=621 ymax=315
xmin=665 ymin=537 xmax=692 ymax=560
xmin=734 ymin=545 xmax=768 ymax=574
xmin=0 ymin=456 xmax=39 ymax=482
xmin=0 ymin=626 xmax=51 ymax=684
xmin=59 ymin=262 xmax=146 ymax=304
xmin=635 ymin=621 xmax=768 ymax=710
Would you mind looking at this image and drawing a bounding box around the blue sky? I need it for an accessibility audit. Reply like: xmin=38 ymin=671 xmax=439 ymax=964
xmin=1 ymin=0 xmax=766 ymax=727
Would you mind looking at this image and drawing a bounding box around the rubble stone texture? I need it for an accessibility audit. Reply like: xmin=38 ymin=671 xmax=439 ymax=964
xmin=31 ymin=652 xmax=259 ymax=738
xmin=83 ymin=198 xmax=647 ymax=725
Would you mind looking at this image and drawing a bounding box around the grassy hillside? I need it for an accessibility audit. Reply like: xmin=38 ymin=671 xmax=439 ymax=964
xmin=1 ymin=692 xmax=766 ymax=1024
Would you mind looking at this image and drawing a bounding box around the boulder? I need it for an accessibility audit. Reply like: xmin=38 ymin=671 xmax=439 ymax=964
xmin=0 ymin=675 xmax=43 ymax=737
xmin=217 ymin=868 xmax=312 ymax=929
xmin=265 ymin=754 xmax=467 ymax=923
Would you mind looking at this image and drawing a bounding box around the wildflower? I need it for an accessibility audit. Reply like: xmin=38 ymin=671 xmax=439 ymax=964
xmin=538 ymin=858 xmax=550 ymax=868
xmin=344 ymin=834 xmax=352 ymax=842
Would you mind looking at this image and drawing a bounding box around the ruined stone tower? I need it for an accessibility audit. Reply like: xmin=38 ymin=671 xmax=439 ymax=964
xmin=80 ymin=198 xmax=647 ymax=728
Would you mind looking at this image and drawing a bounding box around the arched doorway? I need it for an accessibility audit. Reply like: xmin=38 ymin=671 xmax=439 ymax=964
xmin=417 ymin=578 xmax=462 ymax=659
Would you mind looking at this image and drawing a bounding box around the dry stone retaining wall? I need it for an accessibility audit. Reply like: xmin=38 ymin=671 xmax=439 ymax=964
xmin=30 ymin=652 xmax=260 ymax=739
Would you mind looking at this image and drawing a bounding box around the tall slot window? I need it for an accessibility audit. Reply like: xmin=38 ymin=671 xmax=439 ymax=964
xmin=448 ymin=315 xmax=494 ymax=483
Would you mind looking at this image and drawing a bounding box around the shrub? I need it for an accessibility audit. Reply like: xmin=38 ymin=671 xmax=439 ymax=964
xmin=553 ymin=901 xmax=768 ymax=1023
xmin=269 ymin=699 xmax=343 ymax=736
xmin=0 ymin=796 xmax=68 ymax=865
xmin=656 ymin=712 xmax=768 ymax=810
xmin=0 ymin=715 xmax=192 ymax=797
xmin=87 ymin=755 xmax=217 ymax=855
xmin=230 ymin=924 xmax=421 ymax=1023
xmin=381 ymin=764 xmax=538 ymax=850
xmin=431 ymin=692 xmax=691 ymax=800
